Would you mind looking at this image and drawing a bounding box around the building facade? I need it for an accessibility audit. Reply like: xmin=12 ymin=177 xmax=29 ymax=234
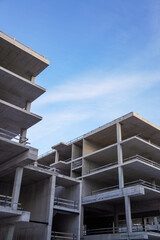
xmin=0 ymin=31 xmax=81 ymax=240
xmin=39 ymin=112 xmax=160 ymax=240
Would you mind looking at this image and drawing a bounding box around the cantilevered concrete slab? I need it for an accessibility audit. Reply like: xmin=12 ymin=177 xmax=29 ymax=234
xmin=0 ymin=100 xmax=42 ymax=134
xmin=0 ymin=67 xmax=46 ymax=108
xmin=0 ymin=137 xmax=29 ymax=164
xmin=0 ymin=31 xmax=49 ymax=80
xmin=0 ymin=143 xmax=38 ymax=177
xmin=0 ymin=206 xmax=23 ymax=219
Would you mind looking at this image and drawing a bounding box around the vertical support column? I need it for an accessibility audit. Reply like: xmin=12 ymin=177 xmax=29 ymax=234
xmin=80 ymin=206 xmax=84 ymax=238
xmin=113 ymin=207 xmax=119 ymax=233
xmin=46 ymin=175 xmax=56 ymax=240
xmin=12 ymin=167 xmax=23 ymax=210
xmin=143 ymin=217 xmax=147 ymax=232
xmin=116 ymin=123 xmax=124 ymax=189
xmin=31 ymin=76 xmax=35 ymax=83
xmin=25 ymin=101 xmax=31 ymax=112
xmin=19 ymin=128 xmax=27 ymax=144
xmin=77 ymin=182 xmax=82 ymax=240
xmin=5 ymin=224 xmax=15 ymax=240
xmin=124 ymin=196 xmax=132 ymax=233
xmin=55 ymin=150 xmax=59 ymax=163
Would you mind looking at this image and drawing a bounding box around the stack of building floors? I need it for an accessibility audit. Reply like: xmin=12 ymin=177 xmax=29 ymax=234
xmin=39 ymin=112 xmax=160 ymax=240
xmin=1 ymin=31 xmax=160 ymax=240
xmin=0 ymin=31 xmax=81 ymax=240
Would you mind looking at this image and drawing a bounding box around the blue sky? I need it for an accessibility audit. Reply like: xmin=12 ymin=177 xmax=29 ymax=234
xmin=1 ymin=0 xmax=160 ymax=154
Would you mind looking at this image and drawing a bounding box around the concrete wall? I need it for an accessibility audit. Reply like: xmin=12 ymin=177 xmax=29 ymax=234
xmin=14 ymin=222 xmax=47 ymax=240
xmin=17 ymin=176 xmax=55 ymax=240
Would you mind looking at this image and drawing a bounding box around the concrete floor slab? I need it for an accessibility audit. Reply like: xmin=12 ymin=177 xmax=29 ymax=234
xmin=0 ymin=31 xmax=49 ymax=80
xmin=0 ymin=100 xmax=42 ymax=135
xmin=0 ymin=67 xmax=45 ymax=108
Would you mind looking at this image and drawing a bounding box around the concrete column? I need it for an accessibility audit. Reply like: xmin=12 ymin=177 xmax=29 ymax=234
xmin=55 ymin=150 xmax=59 ymax=163
xmin=114 ymin=208 xmax=119 ymax=233
xmin=143 ymin=217 xmax=147 ymax=231
xmin=19 ymin=128 xmax=27 ymax=144
xmin=25 ymin=101 xmax=31 ymax=112
xmin=31 ymin=76 xmax=35 ymax=83
xmin=77 ymin=182 xmax=82 ymax=240
xmin=12 ymin=167 xmax=23 ymax=210
xmin=116 ymin=123 xmax=124 ymax=188
xmin=46 ymin=175 xmax=56 ymax=240
xmin=5 ymin=225 xmax=15 ymax=240
xmin=154 ymin=217 xmax=158 ymax=225
xmin=80 ymin=206 xmax=84 ymax=238
xmin=124 ymin=196 xmax=132 ymax=233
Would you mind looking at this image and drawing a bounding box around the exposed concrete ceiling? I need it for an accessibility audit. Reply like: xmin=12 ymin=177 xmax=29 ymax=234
xmin=0 ymin=67 xmax=45 ymax=108
xmin=38 ymin=151 xmax=55 ymax=165
xmin=0 ymin=100 xmax=42 ymax=134
xmin=84 ymin=144 xmax=117 ymax=164
xmin=0 ymin=32 xmax=49 ymax=80
xmin=122 ymin=136 xmax=160 ymax=162
xmin=52 ymin=142 xmax=72 ymax=159
xmin=123 ymin=160 xmax=160 ymax=183
xmin=0 ymin=137 xmax=29 ymax=164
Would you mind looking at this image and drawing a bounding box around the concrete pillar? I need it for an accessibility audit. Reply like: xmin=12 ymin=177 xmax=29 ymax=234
xmin=114 ymin=208 xmax=119 ymax=233
xmin=12 ymin=167 xmax=23 ymax=210
xmin=80 ymin=206 xmax=84 ymax=238
xmin=77 ymin=182 xmax=82 ymax=240
xmin=19 ymin=128 xmax=27 ymax=144
xmin=116 ymin=123 xmax=124 ymax=188
xmin=25 ymin=101 xmax=31 ymax=112
xmin=55 ymin=150 xmax=59 ymax=163
xmin=143 ymin=217 xmax=147 ymax=231
xmin=5 ymin=225 xmax=15 ymax=240
xmin=34 ymin=160 xmax=38 ymax=167
xmin=124 ymin=196 xmax=132 ymax=233
xmin=46 ymin=175 xmax=56 ymax=240
xmin=31 ymin=76 xmax=35 ymax=83
xmin=154 ymin=217 xmax=158 ymax=225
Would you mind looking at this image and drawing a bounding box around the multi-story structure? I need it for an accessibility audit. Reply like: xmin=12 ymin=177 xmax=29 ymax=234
xmin=0 ymin=31 xmax=81 ymax=240
xmin=1 ymin=31 xmax=160 ymax=240
xmin=39 ymin=112 xmax=160 ymax=240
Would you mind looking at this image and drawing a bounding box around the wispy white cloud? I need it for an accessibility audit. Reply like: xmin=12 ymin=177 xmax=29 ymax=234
xmin=30 ymin=69 xmax=160 ymax=155
xmin=35 ymin=71 xmax=160 ymax=105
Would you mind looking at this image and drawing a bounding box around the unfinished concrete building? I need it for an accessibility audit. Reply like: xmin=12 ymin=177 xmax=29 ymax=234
xmin=1 ymin=31 xmax=160 ymax=240
xmin=39 ymin=112 xmax=160 ymax=240
xmin=0 ymin=31 xmax=81 ymax=240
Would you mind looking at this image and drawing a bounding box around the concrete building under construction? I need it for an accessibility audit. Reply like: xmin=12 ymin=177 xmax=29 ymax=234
xmin=0 ymin=31 xmax=160 ymax=240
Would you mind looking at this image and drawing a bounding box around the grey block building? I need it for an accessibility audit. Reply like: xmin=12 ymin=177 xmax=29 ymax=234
xmin=0 ymin=31 xmax=160 ymax=240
